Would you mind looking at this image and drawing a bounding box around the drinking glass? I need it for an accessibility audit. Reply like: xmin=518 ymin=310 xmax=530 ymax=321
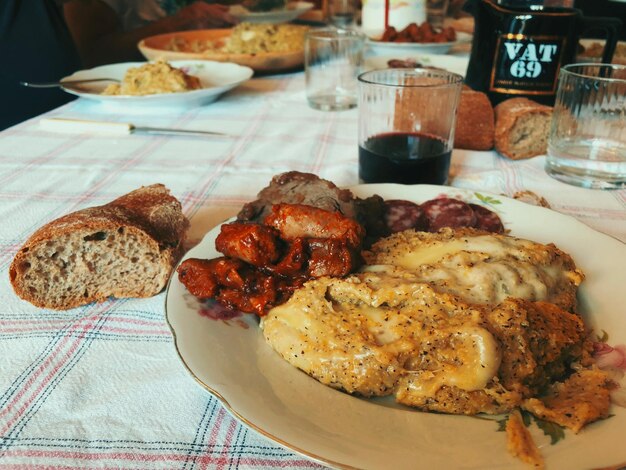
xmin=545 ymin=63 xmax=626 ymax=189
xmin=305 ymin=28 xmax=365 ymax=111
xmin=358 ymin=68 xmax=463 ymax=185
xmin=327 ymin=0 xmax=357 ymax=28
xmin=426 ymin=0 xmax=449 ymax=29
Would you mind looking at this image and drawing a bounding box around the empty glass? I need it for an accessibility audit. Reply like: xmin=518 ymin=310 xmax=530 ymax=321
xmin=545 ymin=63 xmax=626 ymax=189
xmin=327 ymin=0 xmax=357 ymax=28
xmin=305 ymin=28 xmax=365 ymax=111
xmin=426 ymin=0 xmax=450 ymax=28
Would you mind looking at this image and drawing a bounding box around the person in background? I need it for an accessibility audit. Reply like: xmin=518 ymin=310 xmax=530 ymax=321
xmin=0 ymin=0 xmax=81 ymax=130
xmin=62 ymin=0 xmax=238 ymax=67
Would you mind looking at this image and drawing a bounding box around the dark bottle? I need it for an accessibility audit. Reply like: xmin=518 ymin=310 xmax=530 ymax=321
xmin=463 ymin=0 xmax=621 ymax=106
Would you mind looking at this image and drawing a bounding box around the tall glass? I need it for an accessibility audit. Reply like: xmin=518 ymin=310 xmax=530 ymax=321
xmin=327 ymin=0 xmax=357 ymax=27
xmin=305 ymin=28 xmax=365 ymax=111
xmin=426 ymin=0 xmax=450 ymax=28
xmin=358 ymin=68 xmax=463 ymax=185
xmin=545 ymin=63 xmax=626 ymax=189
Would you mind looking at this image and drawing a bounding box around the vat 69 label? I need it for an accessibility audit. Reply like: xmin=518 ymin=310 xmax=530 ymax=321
xmin=490 ymin=34 xmax=566 ymax=95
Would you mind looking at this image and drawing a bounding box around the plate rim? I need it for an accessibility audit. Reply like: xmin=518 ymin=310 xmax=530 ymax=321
xmin=165 ymin=183 xmax=626 ymax=469
xmin=163 ymin=278 xmax=348 ymax=469
xmin=229 ymin=1 xmax=315 ymax=19
xmin=138 ymin=27 xmax=307 ymax=59
xmin=137 ymin=28 xmax=307 ymax=72
xmin=366 ymin=31 xmax=473 ymax=47
xmin=60 ymin=59 xmax=253 ymax=101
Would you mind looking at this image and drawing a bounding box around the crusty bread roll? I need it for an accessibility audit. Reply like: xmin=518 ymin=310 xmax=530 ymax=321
xmin=454 ymin=89 xmax=494 ymax=150
xmin=494 ymin=98 xmax=553 ymax=160
xmin=445 ymin=16 xmax=475 ymax=35
xmin=9 ymin=184 xmax=189 ymax=310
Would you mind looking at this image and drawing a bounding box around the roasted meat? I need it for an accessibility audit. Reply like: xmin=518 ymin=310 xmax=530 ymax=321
xmin=237 ymin=171 xmax=358 ymax=222
xmin=178 ymin=203 xmax=366 ymax=316
xmin=305 ymin=238 xmax=363 ymax=278
xmin=264 ymin=203 xmax=364 ymax=247
xmin=177 ymin=257 xmax=246 ymax=298
xmin=236 ymin=171 xmax=387 ymax=247
xmin=215 ymin=222 xmax=282 ymax=266
xmin=177 ymin=256 xmax=306 ymax=316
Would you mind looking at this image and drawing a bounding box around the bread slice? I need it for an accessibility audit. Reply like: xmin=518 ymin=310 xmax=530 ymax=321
xmin=9 ymin=184 xmax=189 ymax=310
xmin=494 ymin=97 xmax=553 ymax=160
xmin=454 ymin=89 xmax=495 ymax=151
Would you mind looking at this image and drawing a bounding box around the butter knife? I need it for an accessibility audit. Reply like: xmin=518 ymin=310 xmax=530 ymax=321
xmin=40 ymin=118 xmax=230 ymax=137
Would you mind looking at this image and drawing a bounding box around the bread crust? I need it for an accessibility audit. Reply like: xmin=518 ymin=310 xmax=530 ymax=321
xmin=494 ymin=98 xmax=553 ymax=160
xmin=9 ymin=184 xmax=189 ymax=310
xmin=454 ymin=90 xmax=495 ymax=150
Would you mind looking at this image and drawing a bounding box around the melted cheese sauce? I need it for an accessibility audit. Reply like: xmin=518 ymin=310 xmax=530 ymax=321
xmin=262 ymin=230 xmax=585 ymax=411
xmin=262 ymin=275 xmax=501 ymax=398
xmin=363 ymin=230 xmax=583 ymax=309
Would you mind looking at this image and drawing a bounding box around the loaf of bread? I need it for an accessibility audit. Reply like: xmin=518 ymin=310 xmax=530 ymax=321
xmin=494 ymin=97 xmax=553 ymax=160
xmin=454 ymin=89 xmax=495 ymax=150
xmin=9 ymin=184 xmax=189 ymax=310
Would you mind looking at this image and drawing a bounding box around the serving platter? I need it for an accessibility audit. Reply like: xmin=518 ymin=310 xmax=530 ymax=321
xmin=139 ymin=28 xmax=305 ymax=72
xmin=60 ymin=60 xmax=253 ymax=108
xmin=363 ymin=53 xmax=469 ymax=77
xmin=365 ymin=31 xmax=473 ymax=56
xmin=165 ymin=184 xmax=626 ymax=470
xmin=228 ymin=1 xmax=314 ymax=23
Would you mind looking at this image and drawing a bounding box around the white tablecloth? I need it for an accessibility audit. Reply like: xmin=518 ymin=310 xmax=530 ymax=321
xmin=0 ymin=65 xmax=624 ymax=469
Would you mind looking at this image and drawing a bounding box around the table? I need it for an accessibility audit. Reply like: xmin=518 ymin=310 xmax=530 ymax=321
xmin=0 ymin=61 xmax=625 ymax=469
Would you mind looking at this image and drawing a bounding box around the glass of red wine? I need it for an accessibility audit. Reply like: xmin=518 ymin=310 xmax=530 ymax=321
xmin=358 ymin=68 xmax=463 ymax=185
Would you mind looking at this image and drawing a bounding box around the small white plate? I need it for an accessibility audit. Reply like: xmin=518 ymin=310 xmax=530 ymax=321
xmin=228 ymin=1 xmax=314 ymax=24
xmin=60 ymin=60 xmax=253 ymax=109
xmin=364 ymin=53 xmax=469 ymax=77
xmin=366 ymin=31 xmax=473 ymax=56
xmin=166 ymin=184 xmax=626 ymax=470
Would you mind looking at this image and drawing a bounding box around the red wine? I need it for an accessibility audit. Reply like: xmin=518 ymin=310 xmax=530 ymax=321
xmin=359 ymin=132 xmax=451 ymax=185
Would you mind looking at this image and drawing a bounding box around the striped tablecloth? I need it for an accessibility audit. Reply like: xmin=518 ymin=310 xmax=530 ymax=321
xmin=0 ymin=66 xmax=624 ymax=469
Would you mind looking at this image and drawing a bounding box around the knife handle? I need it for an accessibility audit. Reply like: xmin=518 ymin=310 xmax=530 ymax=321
xmin=40 ymin=118 xmax=133 ymax=135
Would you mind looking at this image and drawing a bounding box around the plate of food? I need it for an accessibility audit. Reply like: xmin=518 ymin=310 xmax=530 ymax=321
xmin=166 ymin=173 xmax=626 ymax=469
xmin=228 ymin=1 xmax=314 ymax=24
xmin=364 ymin=54 xmax=469 ymax=77
xmin=365 ymin=22 xmax=473 ymax=56
xmin=59 ymin=59 xmax=253 ymax=108
xmin=138 ymin=23 xmax=309 ymax=72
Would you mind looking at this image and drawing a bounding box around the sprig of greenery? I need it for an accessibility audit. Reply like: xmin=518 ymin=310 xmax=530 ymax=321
xmin=478 ymin=411 xmax=566 ymax=445
xmin=526 ymin=412 xmax=565 ymax=445
xmin=475 ymin=192 xmax=502 ymax=206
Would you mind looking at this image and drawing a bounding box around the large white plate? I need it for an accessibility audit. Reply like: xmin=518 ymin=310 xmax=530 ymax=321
xmin=60 ymin=60 xmax=253 ymax=109
xmin=366 ymin=32 xmax=473 ymax=56
xmin=165 ymin=184 xmax=626 ymax=470
xmin=228 ymin=1 xmax=314 ymax=23
xmin=364 ymin=53 xmax=469 ymax=77
xmin=138 ymin=29 xmax=306 ymax=73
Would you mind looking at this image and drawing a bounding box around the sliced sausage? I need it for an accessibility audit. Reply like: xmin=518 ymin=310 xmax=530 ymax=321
xmin=469 ymin=203 xmax=504 ymax=233
xmin=420 ymin=197 xmax=476 ymax=232
xmin=383 ymin=199 xmax=427 ymax=233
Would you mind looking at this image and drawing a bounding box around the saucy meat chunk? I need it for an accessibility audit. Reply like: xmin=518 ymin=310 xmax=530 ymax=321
xmin=215 ymin=222 xmax=282 ymax=266
xmin=177 ymin=257 xmax=246 ymax=298
xmin=264 ymin=203 xmax=364 ymax=248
